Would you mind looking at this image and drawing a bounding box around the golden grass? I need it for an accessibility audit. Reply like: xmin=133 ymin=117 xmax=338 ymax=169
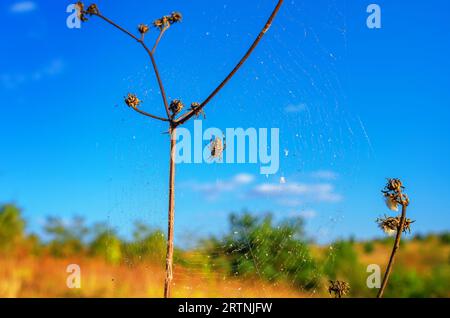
xmin=0 ymin=256 xmax=308 ymax=298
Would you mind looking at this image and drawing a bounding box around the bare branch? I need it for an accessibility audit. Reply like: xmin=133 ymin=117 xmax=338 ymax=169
xmin=140 ymin=43 xmax=171 ymax=119
xmin=152 ymin=27 xmax=169 ymax=54
xmin=174 ymin=0 xmax=284 ymax=126
xmin=130 ymin=107 xmax=170 ymax=122
xmin=93 ymin=13 xmax=141 ymax=42
xmin=89 ymin=12 xmax=172 ymax=120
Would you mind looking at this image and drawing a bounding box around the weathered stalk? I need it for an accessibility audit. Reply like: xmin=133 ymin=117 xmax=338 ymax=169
xmin=377 ymin=204 xmax=407 ymax=298
xmin=164 ymin=126 xmax=177 ymax=298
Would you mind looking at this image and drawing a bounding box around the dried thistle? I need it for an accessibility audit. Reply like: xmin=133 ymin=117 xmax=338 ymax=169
xmin=153 ymin=16 xmax=170 ymax=30
xmin=153 ymin=12 xmax=182 ymax=30
xmin=377 ymin=215 xmax=415 ymax=236
xmin=138 ymin=24 xmax=150 ymax=35
xmin=169 ymin=12 xmax=183 ymax=24
xmin=384 ymin=193 xmax=399 ymax=211
xmin=75 ymin=1 xmax=88 ymax=22
xmin=382 ymin=178 xmax=409 ymax=208
xmin=169 ymin=99 xmax=184 ymax=115
xmin=86 ymin=4 xmax=99 ymax=15
xmin=189 ymin=102 xmax=205 ymax=119
xmin=328 ymin=280 xmax=350 ymax=298
xmin=124 ymin=93 xmax=141 ymax=108
xmin=377 ymin=178 xmax=413 ymax=298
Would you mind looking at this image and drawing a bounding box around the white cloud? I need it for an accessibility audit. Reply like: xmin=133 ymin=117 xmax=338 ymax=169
xmin=284 ymin=103 xmax=306 ymax=114
xmin=310 ymin=170 xmax=338 ymax=180
xmin=183 ymin=173 xmax=254 ymax=201
xmin=290 ymin=209 xmax=317 ymax=219
xmin=10 ymin=1 xmax=36 ymax=13
xmin=251 ymin=181 xmax=341 ymax=204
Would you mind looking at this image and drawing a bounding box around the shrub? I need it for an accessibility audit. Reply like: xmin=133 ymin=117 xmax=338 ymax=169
xmin=89 ymin=224 xmax=122 ymax=264
xmin=205 ymin=212 xmax=319 ymax=290
xmin=0 ymin=204 xmax=26 ymax=253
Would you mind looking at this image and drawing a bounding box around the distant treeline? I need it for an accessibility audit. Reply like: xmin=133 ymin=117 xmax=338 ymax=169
xmin=1 ymin=204 xmax=449 ymax=297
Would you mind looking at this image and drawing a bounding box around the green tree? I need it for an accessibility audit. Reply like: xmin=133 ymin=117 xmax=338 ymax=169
xmin=89 ymin=223 xmax=122 ymax=264
xmin=44 ymin=216 xmax=88 ymax=257
xmin=122 ymin=221 xmax=166 ymax=263
xmin=0 ymin=204 xmax=26 ymax=253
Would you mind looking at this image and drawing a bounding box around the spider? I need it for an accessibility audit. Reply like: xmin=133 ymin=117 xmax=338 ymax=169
xmin=208 ymin=136 xmax=226 ymax=162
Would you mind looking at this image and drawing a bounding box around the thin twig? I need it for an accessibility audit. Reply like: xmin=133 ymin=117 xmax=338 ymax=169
xmin=131 ymin=106 xmax=169 ymax=122
xmin=94 ymin=13 xmax=141 ymax=42
xmin=141 ymin=43 xmax=171 ymax=119
xmin=152 ymin=27 xmax=168 ymax=54
xmin=174 ymin=0 xmax=284 ymax=126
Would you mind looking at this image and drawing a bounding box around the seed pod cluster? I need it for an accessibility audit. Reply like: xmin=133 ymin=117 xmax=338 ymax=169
xmin=169 ymin=99 xmax=184 ymax=115
xmin=124 ymin=93 xmax=141 ymax=108
xmin=153 ymin=12 xmax=183 ymax=30
xmin=328 ymin=280 xmax=350 ymax=298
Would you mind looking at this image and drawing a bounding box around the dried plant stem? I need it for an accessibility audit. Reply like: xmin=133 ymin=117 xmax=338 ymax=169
xmin=82 ymin=0 xmax=284 ymax=298
xmin=164 ymin=127 xmax=177 ymax=298
xmin=377 ymin=204 xmax=407 ymax=298
xmin=152 ymin=28 xmax=168 ymax=54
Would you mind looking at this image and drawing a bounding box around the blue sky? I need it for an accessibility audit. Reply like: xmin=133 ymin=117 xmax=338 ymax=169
xmin=1 ymin=0 xmax=449 ymax=245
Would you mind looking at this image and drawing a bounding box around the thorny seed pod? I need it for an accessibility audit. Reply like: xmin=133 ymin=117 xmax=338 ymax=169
xmin=138 ymin=24 xmax=150 ymax=35
xmin=153 ymin=16 xmax=170 ymax=30
xmin=382 ymin=178 xmax=409 ymax=208
xmin=328 ymin=280 xmax=350 ymax=298
xmin=169 ymin=99 xmax=184 ymax=115
xmin=169 ymin=12 xmax=183 ymax=24
xmin=86 ymin=3 xmax=99 ymax=15
xmin=376 ymin=215 xmax=415 ymax=235
xmin=190 ymin=102 xmax=205 ymax=119
xmin=75 ymin=1 xmax=88 ymax=22
xmin=386 ymin=178 xmax=403 ymax=193
xmin=124 ymin=93 xmax=141 ymax=108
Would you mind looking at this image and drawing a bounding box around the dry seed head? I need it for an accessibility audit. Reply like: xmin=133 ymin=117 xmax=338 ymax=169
xmin=169 ymin=12 xmax=183 ymax=24
xmin=153 ymin=16 xmax=170 ymax=30
xmin=86 ymin=3 xmax=99 ymax=15
xmin=328 ymin=280 xmax=350 ymax=298
xmin=376 ymin=215 xmax=414 ymax=235
xmin=169 ymin=99 xmax=184 ymax=115
xmin=138 ymin=24 xmax=150 ymax=35
xmin=386 ymin=178 xmax=403 ymax=193
xmin=384 ymin=193 xmax=399 ymax=211
xmin=75 ymin=1 xmax=88 ymax=22
xmin=124 ymin=93 xmax=141 ymax=108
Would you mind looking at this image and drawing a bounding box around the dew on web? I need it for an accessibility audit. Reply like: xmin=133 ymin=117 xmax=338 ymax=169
xmin=101 ymin=0 xmax=372 ymax=297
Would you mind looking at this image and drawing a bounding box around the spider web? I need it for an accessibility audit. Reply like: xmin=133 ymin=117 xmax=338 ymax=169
xmin=104 ymin=0 xmax=372 ymax=297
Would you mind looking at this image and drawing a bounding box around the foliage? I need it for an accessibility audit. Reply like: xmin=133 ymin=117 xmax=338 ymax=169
xmin=205 ymin=212 xmax=319 ymax=290
xmin=122 ymin=221 xmax=166 ymax=263
xmin=44 ymin=216 xmax=88 ymax=257
xmin=0 ymin=204 xmax=26 ymax=253
xmin=89 ymin=223 xmax=122 ymax=264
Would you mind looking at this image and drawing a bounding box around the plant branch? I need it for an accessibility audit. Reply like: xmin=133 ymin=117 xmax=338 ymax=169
xmin=130 ymin=106 xmax=169 ymax=122
xmin=377 ymin=202 xmax=407 ymax=298
xmin=91 ymin=12 xmax=172 ymax=120
xmin=140 ymin=43 xmax=172 ymax=119
xmin=93 ymin=13 xmax=141 ymax=42
xmin=152 ymin=27 xmax=169 ymax=54
xmin=174 ymin=0 xmax=284 ymax=126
